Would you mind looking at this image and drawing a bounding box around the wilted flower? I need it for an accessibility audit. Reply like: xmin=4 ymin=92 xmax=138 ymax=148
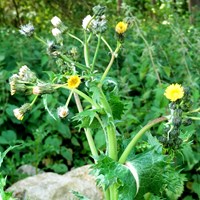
xmin=19 ymin=23 xmax=34 ymax=37
xmin=51 ymin=16 xmax=62 ymax=27
xmin=57 ymin=105 xmax=69 ymax=118
xmin=18 ymin=65 xmax=37 ymax=82
xmin=115 ymin=22 xmax=128 ymax=34
xmin=52 ymin=28 xmax=61 ymax=37
xmin=46 ymin=40 xmax=60 ymax=56
xmin=13 ymin=103 xmax=31 ymax=120
xmin=92 ymin=15 xmax=107 ymax=34
xmin=32 ymin=84 xmax=54 ymax=95
xmin=82 ymin=15 xmax=93 ymax=30
xmin=9 ymin=74 xmax=19 ymax=95
xmin=164 ymin=83 xmax=184 ymax=102
xmin=67 ymin=75 xmax=81 ymax=89
xmin=19 ymin=65 xmax=29 ymax=78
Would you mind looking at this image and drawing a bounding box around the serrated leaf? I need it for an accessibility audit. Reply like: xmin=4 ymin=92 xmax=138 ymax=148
xmin=108 ymin=93 xmax=124 ymax=120
xmin=127 ymin=149 xmax=167 ymax=200
xmin=91 ymin=154 xmax=137 ymax=200
xmin=73 ymin=109 xmax=100 ymax=129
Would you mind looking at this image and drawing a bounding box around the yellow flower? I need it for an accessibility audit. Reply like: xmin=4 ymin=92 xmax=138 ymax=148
xmin=67 ymin=75 xmax=81 ymax=89
xmin=115 ymin=22 xmax=128 ymax=34
xmin=164 ymin=83 xmax=184 ymax=102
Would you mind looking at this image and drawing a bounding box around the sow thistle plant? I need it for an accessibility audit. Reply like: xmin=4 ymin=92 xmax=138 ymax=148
xmin=9 ymin=5 xmax=200 ymax=200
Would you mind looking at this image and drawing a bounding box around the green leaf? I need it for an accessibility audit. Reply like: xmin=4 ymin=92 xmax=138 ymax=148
xmin=50 ymin=163 xmax=68 ymax=173
xmin=192 ymin=182 xmax=200 ymax=199
xmin=128 ymin=149 xmax=166 ymax=200
xmin=0 ymin=130 xmax=17 ymax=145
xmin=61 ymin=147 xmax=73 ymax=161
xmin=108 ymin=93 xmax=124 ymax=120
xmin=91 ymin=154 xmax=137 ymax=200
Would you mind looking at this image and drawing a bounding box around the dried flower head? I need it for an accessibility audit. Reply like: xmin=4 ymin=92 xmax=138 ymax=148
xmin=82 ymin=15 xmax=93 ymax=30
xmin=164 ymin=83 xmax=184 ymax=102
xmin=13 ymin=103 xmax=31 ymax=120
xmin=32 ymin=84 xmax=54 ymax=95
xmin=52 ymin=28 xmax=61 ymax=37
xmin=67 ymin=75 xmax=81 ymax=89
xmin=57 ymin=105 xmax=69 ymax=118
xmin=9 ymin=74 xmax=19 ymax=95
xmin=19 ymin=23 xmax=34 ymax=37
xmin=115 ymin=22 xmax=128 ymax=34
xmin=18 ymin=65 xmax=37 ymax=82
xmin=51 ymin=16 xmax=62 ymax=27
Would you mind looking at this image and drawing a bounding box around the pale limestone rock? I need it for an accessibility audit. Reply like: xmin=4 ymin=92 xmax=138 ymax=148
xmin=7 ymin=165 xmax=103 ymax=200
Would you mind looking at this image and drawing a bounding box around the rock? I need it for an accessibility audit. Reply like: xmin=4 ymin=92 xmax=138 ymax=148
xmin=7 ymin=165 xmax=103 ymax=200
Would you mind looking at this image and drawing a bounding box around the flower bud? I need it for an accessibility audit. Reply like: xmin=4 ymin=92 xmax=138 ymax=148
xmin=13 ymin=103 xmax=31 ymax=120
xmin=57 ymin=105 xmax=69 ymax=118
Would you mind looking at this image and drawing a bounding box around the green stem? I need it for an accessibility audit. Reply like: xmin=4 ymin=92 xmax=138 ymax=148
xmin=104 ymin=189 xmax=110 ymax=200
xmin=107 ymin=124 xmax=118 ymax=161
xmin=91 ymin=34 xmax=101 ymax=72
xmin=119 ymin=117 xmax=167 ymax=164
xmin=73 ymin=93 xmax=98 ymax=158
xmin=186 ymin=116 xmax=200 ymax=120
xmin=30 ymin=95 xmax=38 ymax=107
xmin=101 ymin=36 xmax=113 ymax=53
xmin=65 ymin=91 xmax=73 ymax=107
xmin=84 ymin=31 xmax=90 ymax=68
xmin=73 ymin=88 xmax=100 ymax=109
xmin=60 ymin=54 xmax=87 ymax=70
xmin=34 ymin=34 xmax=47 ymax=45
xmin=187 ymin=107 xmax=200 ymax=114
xmin=109 ymin=184 xmax=118 ymax=200
xmin=99 ymin=42 xmax=121 ymax=87
xmin=67 ymin=33 xmax=84 ymax=45
xmin=133 ymin=19 xmax=161 ymax=85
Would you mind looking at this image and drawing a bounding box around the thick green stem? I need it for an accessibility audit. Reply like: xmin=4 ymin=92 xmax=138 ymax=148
xmin=73 ymin=93 xmax=98 ymax=158
xmin=107 ymin=124 xmax=118 ymax=161
xmin=119 ymin=117 xmax=167 ymax=164
xmin=109 ymin=184 xmax=118 ymax=200
xmin=91 ymin=34 xmax=101 ymax=71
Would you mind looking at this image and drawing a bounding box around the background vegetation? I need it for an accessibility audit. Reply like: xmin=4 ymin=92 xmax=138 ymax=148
xmin=0 ymin=0 xmax=200 ymax=199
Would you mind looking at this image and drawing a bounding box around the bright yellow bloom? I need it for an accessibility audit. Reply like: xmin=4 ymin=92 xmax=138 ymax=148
xmin=164 ymin=83 xmax=184 ymax=102
xmin=115 ymin=22 xmax=128 ymax=34
xmin=67 ymin=75 xmax=81 ymax=89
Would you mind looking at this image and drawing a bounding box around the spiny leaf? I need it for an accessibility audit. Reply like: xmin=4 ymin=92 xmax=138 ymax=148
xmin=91 ymin=154 xmax=137 ymax=200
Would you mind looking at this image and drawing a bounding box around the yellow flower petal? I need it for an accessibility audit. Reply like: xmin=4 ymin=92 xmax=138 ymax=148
xmin=164 ymin=83 xmax=184 ymax=102
xmin=115 ymin=22 xmax=128 ymax=34
xmin=67 ymin=75 xmax=81 ymax=89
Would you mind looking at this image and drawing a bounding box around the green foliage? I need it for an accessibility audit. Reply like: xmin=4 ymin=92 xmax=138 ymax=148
xmin=91 ymin=154 xmax=137 ymax=200
xmin=0 ymin=2 xmax=199 ymax=199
